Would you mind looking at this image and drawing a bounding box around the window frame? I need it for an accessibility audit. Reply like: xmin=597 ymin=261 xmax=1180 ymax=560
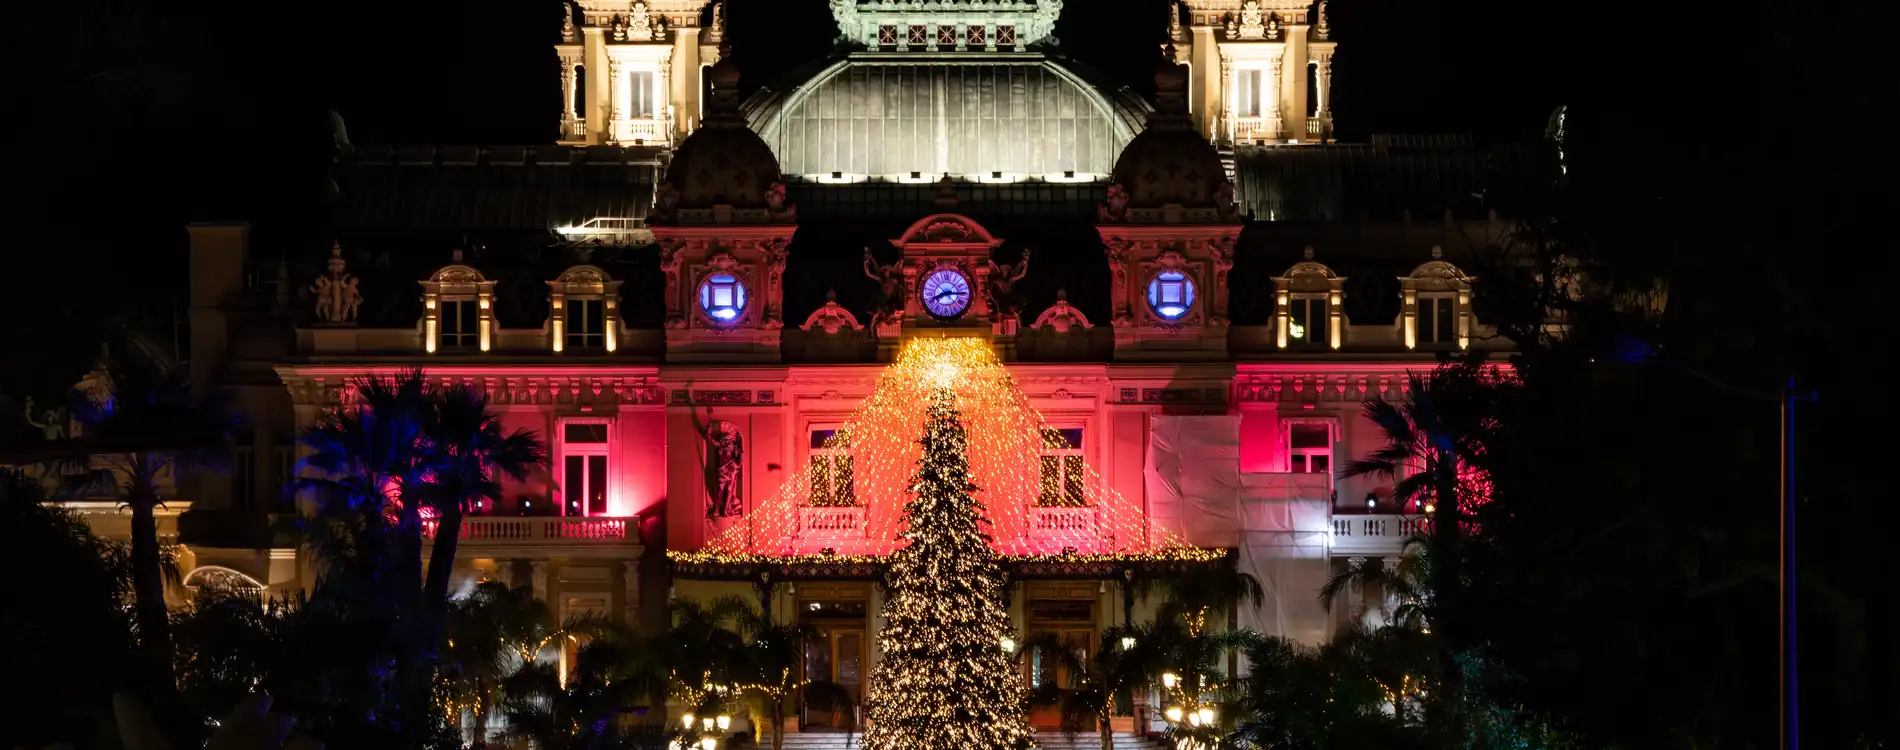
xmin=439 ymin=299 xmax=481 ymax=350
xmin=1236 ymin=67 xmax=1264 ymax=118
xmin=697 ymin=272 xmax=749 ymax=325
xmin=558 ymin=417 xmax=614 ymax=517
xmin=1286 ymin=294 xmax=1329 ymax=348
xmin=1036 ymin=426 xmax=1087 ymax=507
xmin=1283 ymin=419 xmax=1337 ymax=478
xmin=807 ymin=426 xmax=857 ymax=508
xmin=1416 ymin=293 xmax=1457 ymax=347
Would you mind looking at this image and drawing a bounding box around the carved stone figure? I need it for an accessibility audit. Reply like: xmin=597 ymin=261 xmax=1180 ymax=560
xmin=706 ymin=422 xmax=744 ymax=518
xmin=764 ymin=181 xmax=796 ymax=221
xmin=311 ymin=242 xmax=363 ymax=324
xmin=863 ymin=248 xmax=906 ymax=330
xmin=708 ymin=1 xmax=726 ymax=42
xmin=1215 ymin=180 xmax=1239 ymax=221
xmin=629 ymin=1 xmax=654 ymax=40
xmin=560 ymin=2 xmax=576 ymax=42
xmin=1235 ymin=0 xmax=1266 ymax=39
xmin=22 ymin=396 xmax=68 ymax=441
xmin=1315 ymin=0 xmax=1331 ymax=39
xmin=1099 ymin=183 xmax=1130 ymax=222
xmin=986 ymin=249 xmax=1031 ymax=318
xmin=611 ymin=14 xmax=627 ymax=41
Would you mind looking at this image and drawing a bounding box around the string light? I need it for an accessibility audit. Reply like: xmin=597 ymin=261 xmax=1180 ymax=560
xmin=667 ymin=547 xmax=1229 ymax=566
xmin=698 ymin=338 xmax=1210 ymax=560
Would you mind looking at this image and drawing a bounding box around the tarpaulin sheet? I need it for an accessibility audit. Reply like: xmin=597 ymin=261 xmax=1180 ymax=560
xmin=1145 ymin=416 xmax=1242 ymax=547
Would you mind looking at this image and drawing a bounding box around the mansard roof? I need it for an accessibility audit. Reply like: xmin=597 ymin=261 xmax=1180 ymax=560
xmin=1233 ymin=140 xmax=1556 ymax=222
xmin=337 ymin=145 xmax=659 ymax=232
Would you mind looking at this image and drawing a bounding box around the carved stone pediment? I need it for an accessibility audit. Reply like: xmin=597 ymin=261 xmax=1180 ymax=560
xmin=801 ymin=299 xmax=864 ymax=335
xmin=1031 ymin=298 xmax=1094 ymax=334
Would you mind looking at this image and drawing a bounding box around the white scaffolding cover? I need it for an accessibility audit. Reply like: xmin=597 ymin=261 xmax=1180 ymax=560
xmin=1147 ymin=416 xmax=1333 ymax=646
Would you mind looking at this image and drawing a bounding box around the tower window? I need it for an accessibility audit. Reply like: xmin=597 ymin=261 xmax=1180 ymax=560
xmin=440 ymin=299 xmax=479 ymax=349
xmin=936 ymin=24 xmax=957 ymax=47
xmin=878 ymin=25 xmax=898 ymax=47
xmin=628 ymin=70 xmax=656 ymax=118
xmin=1038 ymin=428 xmax=1085 ymax=507
xmin=1237 ymin=68 xmax=1263 ymax=117
xmin=966 ymin=24 xmax=985 ymax=47
xmin=565 ymin=298 xmax=605 ymax=350
xmin=698 ymin=273 xmax=748 ymax=323
xmin=908 ymin=25 xmax=927 ymax=45
xmin=997 ymin=25 xmax=1016 ymax=47
xmin=1146 ymin=271 xmax=1196 ymax=321
xmin=808 ymin=429 xmax=856 ymax=507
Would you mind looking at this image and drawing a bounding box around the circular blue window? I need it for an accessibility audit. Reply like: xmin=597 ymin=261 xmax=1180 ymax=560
xmin=698 ymin=273 xmax=748 ymax=323
xmin=1146 ymin=271 xmax=1195 ymax=320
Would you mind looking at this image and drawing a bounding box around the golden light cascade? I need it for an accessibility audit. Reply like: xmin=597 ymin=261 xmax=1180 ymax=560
xmin=698 ymin=337 xmax=1204 ymax=559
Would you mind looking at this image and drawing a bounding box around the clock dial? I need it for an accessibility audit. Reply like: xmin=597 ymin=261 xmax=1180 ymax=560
xmin=921 ymin=269 xmax=973 ymax=319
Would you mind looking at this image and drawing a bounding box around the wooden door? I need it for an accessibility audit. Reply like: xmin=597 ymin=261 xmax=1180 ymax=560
xmin=801 ymin=625 xmax=865 ymax=730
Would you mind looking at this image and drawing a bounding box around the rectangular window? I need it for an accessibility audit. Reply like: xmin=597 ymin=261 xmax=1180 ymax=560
xmin=561 ymin=420 xmax=611 ymax=516
xmin=441 ymin=299 xmax=479 ymax=349
xmin=1289 ymin=423 xmax=1332 ymax=475
xmin=628 ymin=71 xmax=656 ymax=117
xmin=1237 ymin=68 xmax=1263 ymax=117
xmin=878 ymin=24 xmax=898 ymax=46
xmin=232 ymin=446 xmax=255 ymax=507
xmin=809 ymin=429 xmax=856 ymax=507
xmin=565 ymin=298 xmax=605 ymax=350
xmin=1418 ymin=296 xmax=1456 ymax=345
xmin=966 ymin=24 xmax=985 ymax=47
xmin=936 ymin=24 xmax=957 ymax=46
xmin=996 ymin=25 xmax=1016 ymax=47
xmin=908 ymin=24 xmax=927 ymax=44
xmin=1288 ymin=296 xmax=1327 ymax=347
xmin=273 ymin=445 xmax=294 ymax=510
xmin=1038 ymin=428 xmax=1085 ymax=507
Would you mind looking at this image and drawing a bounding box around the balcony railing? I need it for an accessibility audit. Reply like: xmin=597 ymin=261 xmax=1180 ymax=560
xmin=1231 ymin=115 xmax=1283 ymax=144
xmin=617 ymin=116 xmax=671 ymax=146
xmin=1305 ymin=116 xmax=1328 ymax=138
xmin=797 ymin=506 xmax=865 ymax=540
xmin=423 ymin=516 xmax=638 ymax=545
xmin=1028 ymin=505 xmax=1100 ymax=540
xmin=1330 ymin=514 xmax=1426 ymax=555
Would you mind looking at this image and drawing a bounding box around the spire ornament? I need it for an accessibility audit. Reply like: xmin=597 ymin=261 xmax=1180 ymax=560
xmin=1315 ymin=0 xmax=1331 ymax=39
xmin=312 ymin=242 xmax=362 ymax=325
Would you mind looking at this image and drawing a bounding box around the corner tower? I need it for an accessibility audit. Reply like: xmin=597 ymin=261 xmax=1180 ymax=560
xmin=1170 ymin=0 xmax=1336 ymax=144
xmin=555 ymin=0 xmax=725 ymax=146
xmin=1097 ymin=53 xmax=1242 ymax=361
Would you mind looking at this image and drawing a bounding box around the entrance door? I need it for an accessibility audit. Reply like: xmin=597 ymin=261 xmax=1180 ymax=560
xmin=1024 ymin=593 xmax=1098 ymax=728
xmin=801 ymin=625 xmax=865 ymax=730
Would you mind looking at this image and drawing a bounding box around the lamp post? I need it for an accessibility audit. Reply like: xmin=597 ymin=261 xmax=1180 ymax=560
xmin=1603 ymin=339 xmax=1814 ymax=750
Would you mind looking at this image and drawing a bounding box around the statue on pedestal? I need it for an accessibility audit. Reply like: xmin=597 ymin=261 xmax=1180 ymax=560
xmin=311 ymin=242 xmax=362 ymax=325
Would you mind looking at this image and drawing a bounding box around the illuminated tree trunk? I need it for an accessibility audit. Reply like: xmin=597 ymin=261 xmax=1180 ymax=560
xmin=862 ymin=387 xmax=1037 ymax=750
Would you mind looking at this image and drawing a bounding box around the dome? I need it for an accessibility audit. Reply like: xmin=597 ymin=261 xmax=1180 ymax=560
xmin=745 ymin=56 xmax=1148 ymax=179
xmin=653 ymin=47 xmax=793 ymax=225
xmin=1100 ymin=51 xmax=1237 ymax=223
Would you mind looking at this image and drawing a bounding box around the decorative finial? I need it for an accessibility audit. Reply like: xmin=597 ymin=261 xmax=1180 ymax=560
xmin=1152 ymin=51 xmax=1190 ymax=120
xmin=1302 ymin=245 xmax=1315 ymax=260
xmin=825 ymin=288 xmax=838 ymax=303
xmin=934 ymin=174 xmax=960 ymax=211
xmin=1167 ymin=1 xmax=1182 ymax=41
xmin=705 ymin=41 xmax=742 ymax=117
xmin=1056 ymin=287 xmax=1069 ymax=302
xmin=451 ymin=248 xmax=465 ymax=264
xmin=561 ymin=2 xmax=576 ymax=42
xmin=313 ymin=241 xmax=362 ymax=325
xmin=1315 ymin=0 xmax=1331 ymax=40
xmin=708 ymin=1 xmax=725 ymax=43
xmin=1431 ymin=245 xmax=1443 ymax=259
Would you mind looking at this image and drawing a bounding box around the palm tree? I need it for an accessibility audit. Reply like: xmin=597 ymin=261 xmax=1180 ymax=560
xmin=1229 ymin=631 xmax=1428 ymax=749
xmin=1340 ymin=355 xmax=1498 ymax=743
xmin=659 ymin=596 xmax=753 ymax=715
xmin=49 ymin=334 xmax=239 ymax=682
xmin=731 ymin=614 xmax=852 ymax=750
xmin=1025 ymin=624 xmax=1166 ymax=750
xmin=495 ymin=619 xmax=663 ymax=750
xmin=416 ymin=384 xmax=547 ymax=698
xmin=441 ymin=581 xmax=560 ymax=747
xmin=1141 ymin=561 xmax=1265 ymax=638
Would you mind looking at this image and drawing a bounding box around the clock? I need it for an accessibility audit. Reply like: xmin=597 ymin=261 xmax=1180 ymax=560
xmin=920 ymin=268 xmax=973 ymax=320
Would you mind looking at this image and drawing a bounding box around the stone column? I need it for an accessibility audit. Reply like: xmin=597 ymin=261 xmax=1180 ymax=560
xmin=657 ymin=58 xmax=673 ymax=143
xmin=1314 ymin=55 xmax=1334 ymax=126
xmin=530 ymin=560 xmax=550 ymax=602
xmin=560 ymin=57 xmax=578 ymax=139
xmin=608 ymin=57 xmax=626 ymax=144
xmin=1218 ymin=53 xmax=1235 ymax=146
xmin=672 ymin=28 xmax=700 ymax=133
xmin=1190 ymin=25 xmax=1221 ymax=141
xmin=583 ymin=26 xmax=608 ymax=145
xmin=1264 ymin=54 xmax=1284 ymax=141
xmin=622 ymin=560 xmax=641 ymax=623
xmin=1282 ymin=21 xmax=1309 ymax=140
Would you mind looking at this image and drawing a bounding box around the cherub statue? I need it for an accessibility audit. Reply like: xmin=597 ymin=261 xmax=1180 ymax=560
xmin=311 ymin=243 xmax=361 ymax=324
xmin=863 ymin=248 xmax=906 ymax=329
xmin=987 ymin=249 xmax=1032 ymax=318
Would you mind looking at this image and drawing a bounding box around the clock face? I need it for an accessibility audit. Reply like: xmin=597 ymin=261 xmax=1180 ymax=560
xmin=920 ymin=269 xmax=973 ymax=319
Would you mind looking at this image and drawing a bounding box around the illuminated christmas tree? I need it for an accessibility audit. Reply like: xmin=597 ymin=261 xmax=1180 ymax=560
xmin=862 ymin=382 xmax=1037 ymax=750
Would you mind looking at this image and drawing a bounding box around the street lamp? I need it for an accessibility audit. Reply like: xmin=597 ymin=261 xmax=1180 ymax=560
xmin=1000 ymin=636 xmax=1017 ymax=654
xmin=1599 ymin=336 xmax=1815 ymax=750
xmin=1120 ymin=635 xmax=1137 ymax=651
xmin=1164 ymin=706 xmax=1183 ymax=723
xmin=716 ymin=714 xmax=731 ymax=731
xmin=681 ymin=713 xmax=695 ymax=730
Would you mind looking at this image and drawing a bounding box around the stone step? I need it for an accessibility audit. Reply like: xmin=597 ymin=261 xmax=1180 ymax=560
xmin=765 ymin=731 xmax=1164 ymax=749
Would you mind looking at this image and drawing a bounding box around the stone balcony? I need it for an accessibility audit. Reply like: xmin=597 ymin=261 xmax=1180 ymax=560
xmin=424 ymin=516 xmax=643 ymax=558
xmin=1328 ymin=513 xmax=1426 ymax=556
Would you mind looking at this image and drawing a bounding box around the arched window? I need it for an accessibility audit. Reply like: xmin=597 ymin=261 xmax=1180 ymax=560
xmin=1402 ymin=250 xmax=1473 ymax=351
xmin=698 ymin=273 xmax=748 ymax=323
xmin=421 ymin=262 xmax=495 ymax=353
xmin=1145 ymin=270 xmax=1196 ymax=321
xmin=549 ymin=266 xmax=622 ymax=353
xmin=1272 ymin=251 xmax=1346 ymax=350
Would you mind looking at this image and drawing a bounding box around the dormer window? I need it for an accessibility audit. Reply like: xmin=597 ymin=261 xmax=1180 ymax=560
xmin=1402 ymin=251 xmax=1474 ymax=351
xmin=548 ymin=265 xmax=623 ymax=354
xmin=1273 ymin=252 xmax=1345 ymax=350
xmin=420 ymin=260 xmax=496 ymax=354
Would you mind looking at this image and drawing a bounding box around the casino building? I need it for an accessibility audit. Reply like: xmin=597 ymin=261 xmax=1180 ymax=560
xmin=115 ymin=0 xmax=1546 ymax=733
